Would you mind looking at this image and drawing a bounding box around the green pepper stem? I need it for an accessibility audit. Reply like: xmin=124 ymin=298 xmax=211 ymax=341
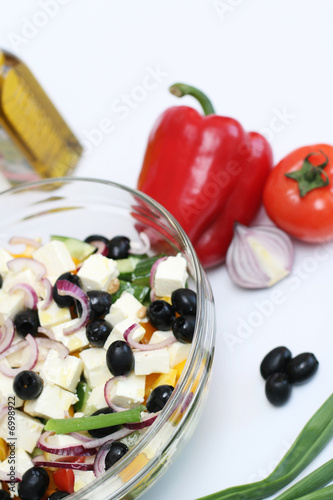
xmin=44 ymin=405 xmax=146 ymax=434
xmin=169 ymin=83 xmax=215 ymax=116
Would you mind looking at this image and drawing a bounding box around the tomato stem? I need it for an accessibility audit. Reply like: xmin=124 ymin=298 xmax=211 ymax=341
xmin=285 ymin=150 xmax=329 ymax=197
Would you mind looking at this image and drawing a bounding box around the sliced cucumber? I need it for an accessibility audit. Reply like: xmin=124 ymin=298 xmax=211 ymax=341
xmin=116 ymin=256 xmax=141 ymax=274
xmin=51 ymin=235 xmax=95 ymax=261
xmin=112 ymin=280 xmax=150 ymax=303
xmin=119 ymin=254 xmax=165 ymax=286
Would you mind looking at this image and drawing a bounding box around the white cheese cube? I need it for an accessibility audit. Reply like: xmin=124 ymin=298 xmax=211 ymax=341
xmin=0 ymin=448 xmax=33 ymax=478
xmin=154 ymin=253 xmax=188 ymax=297
xmin=77 ymin=254 xmax=119 ymax=291
xmin=107 ymin=292 xmax=144 ymax=327
xmin=168 ymin=341 xmax=191 ymax=368
xmin=3 ymin=269 xmax=44 ymax=298
xmin=40 ymin=349 xmax=83 ymax=392
xmin=107 ymin=371 xmax=146 ymax=409
xmin=6 ymin=340 xmax=49 ymax=374
xmin=0 ymin=291 xmax=24 ymax=321
xmin=0 ymin=248 xmax=13 ymax=276
xmin=73 ymin=470 xmax=96 ymax=492
xmin=24 ymin=383 xmax=78 ymax=419
xmin=84 ymin=383 xmax=107 ymax=414
xmin=50 ymin=319 xmax=89 ymax=353
xmin=33 ymin=240 xmax=75 ymax=281
xmin=79 ymin=348 xmax=110 ymax=388
xmin=0 ymin=360 xmax=23 ymax=407
xmin=104 ymin=318 xmax=146 ymax=351
xmin=0 ymin=410 xmax=43 ymax=453
xmin=149 ymin=330 xmax=175 ymax=344
xmin=134 ymin=349 xmax=170 ymax=376
xmin=44 ymin=433 xmax=87 ymax=450
xmin=37 ymin=299 xmax=71 ymax=328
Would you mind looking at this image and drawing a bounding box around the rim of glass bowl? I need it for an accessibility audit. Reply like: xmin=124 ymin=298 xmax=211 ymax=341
xmin=0 ymin=177 xmax=215 ymax=499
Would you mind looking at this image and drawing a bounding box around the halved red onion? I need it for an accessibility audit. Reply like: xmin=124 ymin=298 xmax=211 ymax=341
xmin=9 ymin=283 xmax=38 ymax=309
xmin=32 ymin=454 xmax=94 ymax=471
xmin=104 ymin=376 xmax=127 ymax=412
xmin=9 ymin=236 xmax=42 ymax=249
xmin=37 ymin=431 xmax=97 ymax=456
xmin=90 ymin=240 xmax=109 ymax=256
xmin=41 ymin=277 xmax=52 ymax=309
xmin=7 ymin=257 xmax=46 ymax=280
xmin=57 ymin=280 xmax=90 ymax=335
xmin=0 ymin=334 xmax=38 ymax=377
xmin=0 ymin=470 xmax=21 ymax=482
xmin=129 ymin=232 xmax=151 ymax=255
xmin=124 ymin=412 xmax=158 ymax=430
xmin=0 ymin=319 xmax=15 ymax=354
xmin=124 ymin=323 xmax=176 ymax=351
xmin=0 ymin=338 xmax=27 ymax=361
xmin=36 ymin=337 xmax=69 ymax=359
xmin=149 ymin=256 xmax=167 ymax=288
xmin=83 ymin=427 xmax=133 ymax=450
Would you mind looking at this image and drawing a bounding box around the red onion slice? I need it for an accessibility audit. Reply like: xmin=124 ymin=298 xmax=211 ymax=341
xmin=0 ymin=319 xmax=15 ymax=354
xmin=93 ymin=435 xmax=130 ymax=477
xmin=129 ymin=232 xmax=151 ymax=255
xmin=124 ymin=412 xmax=158 ymax=430
xmin=41 ymin=278 xmax=52 ymax=309
xmin=104 ymin=376 xmax=127 ymax=412
xmin=90 ymin=240 xmax=109 ymax=256
xmin=32 ymin=454 xmax=94 ymax=471
xmin=7 ymin=257 xmax=46 ymax=280
xmin=70 ymin=432 xmax=95 ymax=443
xmin=37 ymin=326 xmax=55 ymax=340
xmin=9 ymin=283 xmax=38 ymax=309
xmin=0 ymin=334 xmax=38 ymax=377
xmin=0 ymin=338 xmax=27 ymax=361
xmin=38 ymin=431 xmax=97 ymax=456
xmin=57 ymin=280 xmax=90 ymax=335
xmin=124 ymin=323 xmax=176 ymax=351
xmin=149 ymin=256 xmax=167 ymax=288
xmin=9 ymin=236 xmax=42 ymax=249
xmin=83 ymin=427 xmax=133 ymax=450
xmin=36 ymin=337 xmax=69 ymax=359
xmin=0 ymin=470 xmax=21 ymax=482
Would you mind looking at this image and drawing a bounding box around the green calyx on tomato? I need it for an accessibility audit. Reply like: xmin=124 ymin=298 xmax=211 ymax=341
xmin=285 ymin=150 xmax=329 ymax=197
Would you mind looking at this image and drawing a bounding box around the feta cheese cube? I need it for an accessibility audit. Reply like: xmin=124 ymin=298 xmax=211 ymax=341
xmin=37 ymin=299 xmax=71 ymax=328
xmin=50 ymin=319 xmax=89 ymax=353
xmin=40 ymin=349 xmax=83 ymax=392
xmin=106 ymin=292 xmax=144 ymax=327
xmin=0 ymin=248 xmax=13 ymax=277
xmin=33 ymin=240 xmax=75 ymax=281
xmin=77 ymin=254 xmax=118 ymax=291
xmin=84 ymin=383 xmax=107 ymax=414
xmin=73 ymin=470 xmax=96 ymax=492
xmin=134 ymin=349 xmax=170 ymax=376
xmin=168 ymin=341 xmax=191 ymax=368
xmin=106 ymin=371 xmax=146 ymax=409
xmin=0 ymin=410 xmax=43 ymax=453
xmin=0 ymin=291 xmax=24 ymax=321
xmin=103 ymin=318 xmax=146 ymax=351
xmin=154 ymin=254 xmax=188 ymax=297
xmin=24 ymin=383 xmax=78 ymax=419
xmin=0 ymin=360 xmax=23 ymax=407
xmin=6 ymin=340 xmax=49 ymax=374
xmin=149 ymin=330 xmax=175 ymax=344
xmin=3 ymin=269 xmax=44 ymax=297
xmin=0 ymin=448 xmax=33 ymax=478
xmin=79 ymin=348 xmax=111 ymax=388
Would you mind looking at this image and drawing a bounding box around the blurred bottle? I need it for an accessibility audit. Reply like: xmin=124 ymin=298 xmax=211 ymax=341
xmin=0 ymin=49 xmax=82 ymax=188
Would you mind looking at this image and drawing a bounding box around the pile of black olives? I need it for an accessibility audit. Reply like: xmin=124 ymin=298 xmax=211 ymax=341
xmin=260 ymin=346 xmax=319 ymax=406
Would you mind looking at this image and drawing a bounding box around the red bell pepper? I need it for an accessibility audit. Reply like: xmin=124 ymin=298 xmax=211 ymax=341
xmin=137 ymin=83 xmax=273 ymax=268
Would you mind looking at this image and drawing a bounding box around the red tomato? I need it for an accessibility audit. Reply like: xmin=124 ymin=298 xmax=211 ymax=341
xmin=53 ymin=468 xmax=75 ymax=494
xmin=263 ymin=144 xmax=333 ymax=242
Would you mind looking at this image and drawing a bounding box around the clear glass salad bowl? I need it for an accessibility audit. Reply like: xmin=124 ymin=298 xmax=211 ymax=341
xmin=0 ymin=178 xmax=215 ymax=500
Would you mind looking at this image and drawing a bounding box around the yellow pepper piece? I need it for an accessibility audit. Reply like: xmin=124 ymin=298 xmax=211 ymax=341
xmin=0 ymin=437 xmax=8 ymax=461
xmin=119 ymin=453 xmax=149 ymax=482
xmin=174 ymin=360 xmax=186 ymax=382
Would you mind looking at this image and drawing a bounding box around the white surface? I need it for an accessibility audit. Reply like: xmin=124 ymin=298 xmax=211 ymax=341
xmin=1 ymin=1 xmax=333 ymax=499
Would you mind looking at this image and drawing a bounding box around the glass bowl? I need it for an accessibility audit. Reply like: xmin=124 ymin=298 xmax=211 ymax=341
xmin=0 ymin=178 xmax=215 ymax=500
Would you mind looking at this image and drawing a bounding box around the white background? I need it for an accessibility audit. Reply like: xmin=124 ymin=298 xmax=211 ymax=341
xmin=1 ymin=1 xmax=333 ymax=499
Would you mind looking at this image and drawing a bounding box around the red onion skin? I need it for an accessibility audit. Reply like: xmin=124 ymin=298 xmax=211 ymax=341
xmin=149 ymin=256 xmax=167 ymax=289
xmin=57 ymin=280 xmax=90 ymax=334
xmin=0 ymin=319 xmax=15 ymax=355
xmin=32 ymin=455 xmax=94 ymax=471
xmin=0 ymin=334 xmax=38 ymax=377
xmin=124 ymin=413 xmax=158 ymax=430
xmin=38 ymin=432 xmax=97 ymax=456
xmin=124 ymin=323 xmax=176 ymax=351
xmin=7 ymin=257 xmax=46 ymax=280
xmin=104 ymin=376 xmax=127 ymax=412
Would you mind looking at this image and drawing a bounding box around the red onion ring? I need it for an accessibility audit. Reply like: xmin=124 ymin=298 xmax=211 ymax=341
xmin=83 ymin=427 xmax=133 ymax=450
xmin=38 ymin=431 xmax=97 ymax=456
xmin=36 ymin=337 xmax=69 ymax=359
xmin=7 ymin=257 xmax=46 ymax=280
xmin=37 ymin=326 xmax=55 ymax=340
xmin=129 ymin=232 xmax=151 ymax=255
xmin=90 ymin=240 xmax=109 ymax=256
xmin=9 ymin=283 xmax=38 ymax=309
xmin=41 ymin=277 xmax=52 ymax=309
xmin=0 ymin=338 xmax=27 ymax=361
xmin=0 ymin=334 xmax=38 ymax=377
xmin=93 ymin=440 xmax=112 ymax=477
xmin=124 ymin=323 xmax=176 ymax=351
xmin=124 ymin=412 xmax=158 ymax=430
xmin=57 ymin=280 xmax=90 ymax=335
xmin=104 ymin=376 xmax=127 ymax=412
xmin=70 ymin=432 xmax=95 ymax=443
xmin=0 ymin=470 xmax=21 ymax=482
xmin=32 ymin=454 xmax=94 ymax=471
xmin=9 ymin=236 xmax=42 ymax=249
xmin=0 ymin=319 xmax=15 ymax=354
xmin=149 ymin=256 xmax=167 ymax=288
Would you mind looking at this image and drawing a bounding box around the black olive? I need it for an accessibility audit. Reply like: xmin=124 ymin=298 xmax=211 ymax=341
xmin=260 ymin=346 xmax=292 ymax=380
xmin=0 ymin=274 xmax=3 ymax=289
xmin=13 ymin=370 xmax=43 ymax=400
xmin=88 ymin=407 xmax=121 ymax=438
xmin=286 ymin=353 xmax=319 ymax=384
xmin=0 ymin=490 xmax=10 ymax=499
xmin=77 ymin=290 xmax=112 ymax=321
xmin=108 ymin=236 xmax=130 ymax=260
xmin=48 ymin=492 xmax=69 ymax=500
xmin=86 ymin=319 xmax=111 ymax=347
xmin=171 ymin=288 xmax=197 ymax=316
xmin=172 ymin=315 xmax=195 ymax=343
xmin=147 ymin=300 xmax=175 ymax=331
xmin=106 ymin=340 xmax=134 ymax=376
xmin=146 ymin=385 xmax=174 ymax=413
xmin=105 ymin=441 xmax=129 ymax=470
xmin=52 ymin=272 xmax=82 ymax=308
xmin=84 ymin=234 xmax=109 ymax=246
xmin=265 ymin=373 xmax=292 ymax=406
xmin=18 ymin=467 xmax=49 ymax=500
xmin=14 ymin=309 xmax=40 ymax=337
